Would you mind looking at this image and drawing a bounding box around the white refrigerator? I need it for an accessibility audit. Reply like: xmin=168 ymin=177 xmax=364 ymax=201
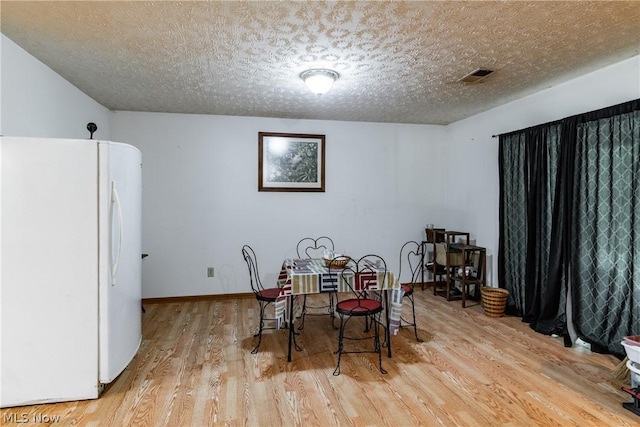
xmin=0 ymin=136 xmax=142 ymax=407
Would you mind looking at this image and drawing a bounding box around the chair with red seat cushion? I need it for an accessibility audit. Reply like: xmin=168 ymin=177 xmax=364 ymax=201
xmin=242 ymin=244 xmax=282 ymax=354
xmin=332 ymin=254 xmax=387 ymax=376
xmin=398 ymin=241 xmax=424 ymax=342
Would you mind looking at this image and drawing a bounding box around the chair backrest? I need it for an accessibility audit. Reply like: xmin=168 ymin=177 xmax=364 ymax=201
xmin=334 ymin=254 xmax=387 ymax=303
xmin=296 ymin=236 xmax=335 ymax=259
xmin=241 ymin=245 xmax=263 ymax=294
xmin=399 ymin=241 xmax=423 ymax=286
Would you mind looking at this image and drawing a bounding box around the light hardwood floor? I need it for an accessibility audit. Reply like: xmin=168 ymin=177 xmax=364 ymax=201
xmin=2 ymin=291 xmax=637 ymax=426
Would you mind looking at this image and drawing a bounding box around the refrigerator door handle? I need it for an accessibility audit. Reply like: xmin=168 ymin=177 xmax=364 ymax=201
xmin=111 ymin=180 xmax=123 ymax=285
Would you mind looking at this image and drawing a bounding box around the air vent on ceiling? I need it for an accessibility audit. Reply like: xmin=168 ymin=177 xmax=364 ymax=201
xmin=459 ymin=68 xmax=494 ymax=83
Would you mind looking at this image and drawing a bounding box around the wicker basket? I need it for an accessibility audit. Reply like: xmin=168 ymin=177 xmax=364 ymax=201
xmin=481 ymin=287 xmax=509 ymax=318
xmin=323 ymin=256 xmax=350 ymax=268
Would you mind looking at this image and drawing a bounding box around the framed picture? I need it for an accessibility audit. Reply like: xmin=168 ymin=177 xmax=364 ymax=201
xmin=258 ymin=132 xmax=325 ymax=192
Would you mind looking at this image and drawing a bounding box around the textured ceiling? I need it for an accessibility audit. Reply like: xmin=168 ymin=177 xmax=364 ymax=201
xmin=2 ymin=1 xmax=639 ymax=125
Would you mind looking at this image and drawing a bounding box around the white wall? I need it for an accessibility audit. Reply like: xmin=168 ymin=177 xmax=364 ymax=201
xmin=0 ymin=34 xmax=111 ymax=139
xmin=3 ymin=30 xmax=638 ymax=298
xmin=111 ymin=112 xmax=446 ymax=297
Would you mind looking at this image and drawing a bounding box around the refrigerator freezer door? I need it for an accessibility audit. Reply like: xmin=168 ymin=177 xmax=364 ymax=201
xmin=98 ymin=141 xmax=142 ymax=383
xmin=1 ymin=137 xmax=100 ymax=407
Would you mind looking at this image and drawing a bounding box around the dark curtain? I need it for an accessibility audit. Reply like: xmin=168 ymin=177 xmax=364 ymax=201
xmin=499 ymin=99 xmax=640 ymax=356
xmin=569 ymin=107 xmax=640 ymax=355
xmin=498 ymin=132 xmax=527 ymax=315
xmin=523 ymin=125 xmax=563 ymax=333
xmin=499 ymin=124 xmax=564 ymax=333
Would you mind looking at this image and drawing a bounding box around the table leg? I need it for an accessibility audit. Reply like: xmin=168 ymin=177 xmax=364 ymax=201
xmin=288 ymin=295 xmax=294 ymax=362
xmin=420 ymin=242 xmax=426 ymax=291
xmin=385 ymin=290 xmax=392 ymax=358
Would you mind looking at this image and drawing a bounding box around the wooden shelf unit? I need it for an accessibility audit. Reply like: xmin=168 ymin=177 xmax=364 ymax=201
xmin=447 ymin=243 xmax=486 ymax=308
xmin=421 ymin=228 xmax=486 ymax=307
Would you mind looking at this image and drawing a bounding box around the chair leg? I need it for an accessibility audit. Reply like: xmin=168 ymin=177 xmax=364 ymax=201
xmin=292 ymin=331 xmax=303 ymax=352
xmin=409 ymin=296 xmax=423 ymax=342
xmin=253 ymin=300 xmax=296 ymax=354
xmin=299 ymin=293 xmax=338 ymax=330
xmin=368 ymin=310 xmax=388 ymax=349
xmin=333 ymin=314 xmax=346 ymax=376
xmin=329 ymin=292 xmax=337 ymax=329
xmin=333 ymin=314 xmax=387 ymax=376
xmin=373 ymin=318 xmax=387 ymax=375
xmin=251 ymin=301 xmax=266 ymax=354
xmin=398 ymin=294 xmax=423 ymax=342
xmin=297 ymin=295 xmax=308 ymax=330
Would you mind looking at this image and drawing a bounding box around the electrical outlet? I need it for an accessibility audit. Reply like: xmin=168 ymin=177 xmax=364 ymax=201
xmin=207 ymin=267 xmax=214 ymax=277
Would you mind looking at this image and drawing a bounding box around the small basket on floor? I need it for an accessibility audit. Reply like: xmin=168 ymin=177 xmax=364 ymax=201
xmin=481 ymin=287 xmax=509 ymax=318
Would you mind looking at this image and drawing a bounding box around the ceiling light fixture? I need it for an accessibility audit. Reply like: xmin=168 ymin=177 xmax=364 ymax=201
xmin=300 ymin=69 xmax=339 ymax=95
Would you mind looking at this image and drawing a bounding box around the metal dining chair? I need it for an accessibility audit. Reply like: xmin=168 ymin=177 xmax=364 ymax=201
xmin=398 ymin=241 xmax=424 ymax=342
xmin=295 ymin=236 xmax=337 ymax=330
xmin=332 ymin=254 xmax=387 ymax=376
xmin=241 ymin=245 xmax=281 ymax=354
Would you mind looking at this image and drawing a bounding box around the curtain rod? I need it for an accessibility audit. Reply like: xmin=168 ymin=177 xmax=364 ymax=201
xmin=491 ymin=99 xmax=638 ymax=141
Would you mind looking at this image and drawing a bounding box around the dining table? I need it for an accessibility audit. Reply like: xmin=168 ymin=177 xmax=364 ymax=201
xmin=275 ymin=258 xmax=405 ymax=362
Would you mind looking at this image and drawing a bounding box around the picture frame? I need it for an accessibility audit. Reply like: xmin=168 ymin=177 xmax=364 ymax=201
xmin=258 ymin=132 xmax=325 ymax=192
